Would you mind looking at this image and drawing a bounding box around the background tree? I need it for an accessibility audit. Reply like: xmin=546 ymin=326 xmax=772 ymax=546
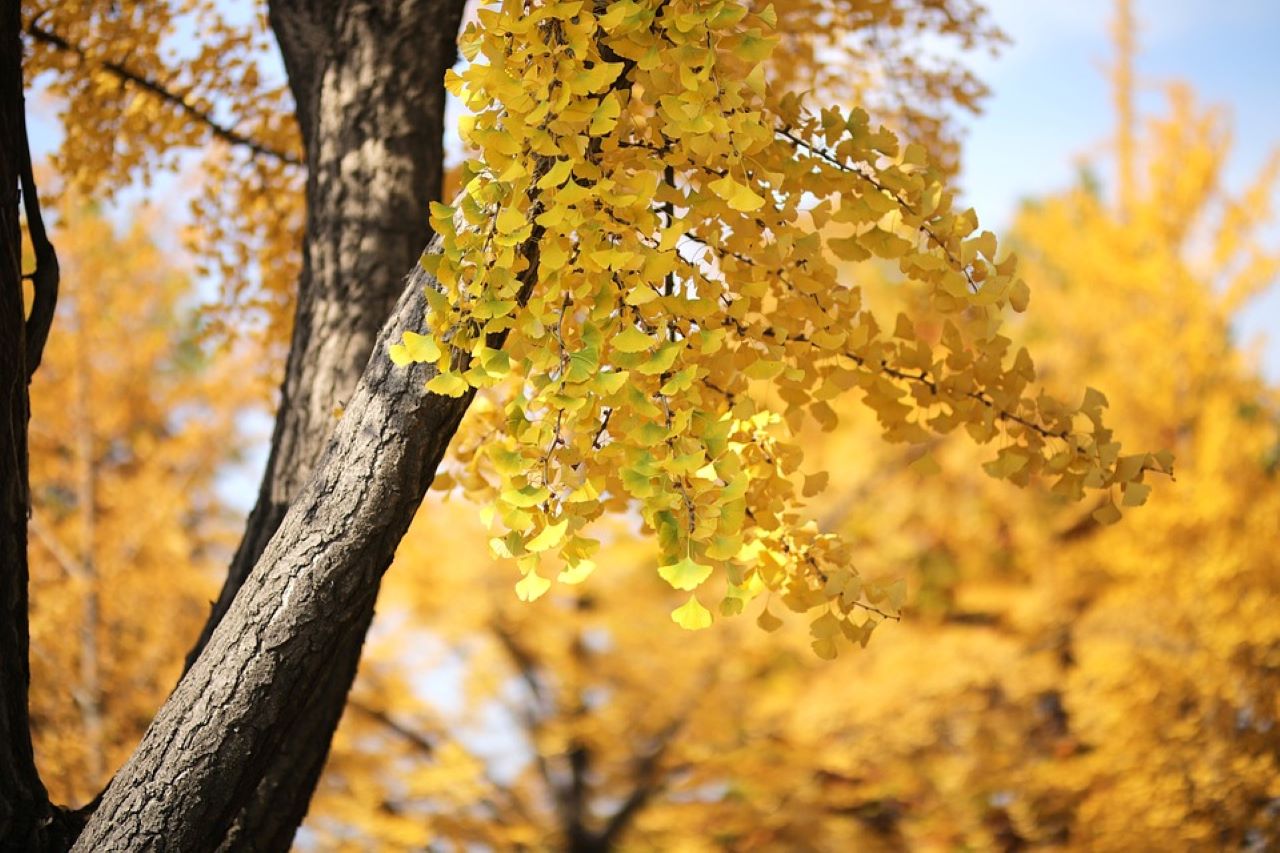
xmin=25 ymin=198 xmax=260 ymax=807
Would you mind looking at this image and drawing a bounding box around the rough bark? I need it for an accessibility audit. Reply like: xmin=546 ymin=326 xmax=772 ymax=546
xmin=188 ymin=0 xmax=464 ymax=667
xmin=176 ymin=0 xmax=465 ymax=846
xmin=1 ymin=2 xmax=71 ymax=847
xmin=211 ymin=607 xmax=373 ymax=852
xmin=74 ymin=257 xmax=479 ymax=850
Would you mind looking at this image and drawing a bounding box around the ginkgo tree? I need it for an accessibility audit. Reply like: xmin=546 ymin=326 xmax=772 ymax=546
xmin=1 ymin=0 xmax=1169 ymax=848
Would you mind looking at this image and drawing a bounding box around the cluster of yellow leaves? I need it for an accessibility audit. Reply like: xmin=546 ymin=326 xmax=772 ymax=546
xmin=25 ymin=201 xmax=263 ymax=805
xmin=714 ymin=85 xmax=1280 ymax=848
xmin=23 ymin=0 xmax=303 ymax=369
xmin=313 ymin=84 xmax=1280 ymax=852
xmin=392 ymin=0 xmax=1163 ymax=655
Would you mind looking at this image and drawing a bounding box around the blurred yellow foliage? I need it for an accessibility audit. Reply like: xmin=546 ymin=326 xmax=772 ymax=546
xmin=23 ymin=0 xmax=303 ymax=373
xmin=19 ymin=1 xmax=1279 ymax=850
xmin=25 ymin=200 xmax=264 ymax=806
xmin=311 ymin=61 xmax=1280 ymax=853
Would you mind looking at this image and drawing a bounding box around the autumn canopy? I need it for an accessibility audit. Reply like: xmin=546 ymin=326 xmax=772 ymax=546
xmin=2 ymin=0 xmax=1278 ymax=849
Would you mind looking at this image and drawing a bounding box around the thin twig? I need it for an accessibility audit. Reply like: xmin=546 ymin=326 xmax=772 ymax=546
xmin=14 ymin=45 xmax=58 ymax=379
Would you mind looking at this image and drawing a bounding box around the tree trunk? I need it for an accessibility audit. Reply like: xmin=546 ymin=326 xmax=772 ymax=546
xmin=0 ymin=2 xmax=72 ymax=846
xmin=0 ymin=3 xmax=44 ymax=845
xmin=178 ymin=0 xmax=466 ymax=846
xmin=73 ymin=252 xmax=509 ymax=848
xmin=189 ymin=0 xmax=464 ymax=658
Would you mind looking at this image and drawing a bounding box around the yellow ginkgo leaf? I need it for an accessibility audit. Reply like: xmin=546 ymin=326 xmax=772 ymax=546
xmin=708 ymin=175 xmax=765 ymax=212
xmin=514 ymin=570 xmax=551 ymax=602
xmin=658 ymin=556 xmax=713 ymax=591
xmin=496 ymin=205 xmax=527 ymax=235
xmin=811 ymin=637 xmax=839 ymax=660
xmin=802 ymin=471 xmax=829 ymax=497
xmin=1092 ymin=501 xmax=1123 ymax=525
xmin=612 ymin=326 xmax=655 ymax=353
xmin=588 ymin=92 xmax=622 ymax=136
xmin=526 ymin=519 xmax=568 ymax=553
xmin=388 ymin=331 xmax=441 ymax=366
xmin=425 ymin=372 xmax=469 ymax=397
xmin=1122 ymin=482 xmax=1152 ymax=507
xmin=756 ymin=607 xmax=783 ymax=632
xmin=536 ymin=158 xmax=574 ymax=189
xmin=671 ymin=595 xmax=712 ymax=630
xmin=557 ymin=559 xmax=596 ymax=585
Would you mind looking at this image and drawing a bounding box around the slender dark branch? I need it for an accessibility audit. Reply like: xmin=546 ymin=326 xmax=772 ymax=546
xmin=25 ymin=23 xmax=301 ymax=167
xmin=490 ymin=619 xmax=548 ymax=711
xmin=618 ymin=128 xmax=1079 ymax=447
xmin=15 ymin=61 xmax=56 ymax=381
xmin=562 ymin=628 xmax=593 ymax=850
xmin=27 ymin=513 xmax=84 ymax=581
xmin=490 ymin=618 xmax=569 ymax=816
xmin=347 ymin=698 xmax=436 ymax=757
xmin=348 ymin=696 xmax=536 ymax=823
xmin=595 ymin=658 xmax=718 ymax=848
xmin=590 ymin=407 xmax=612 ymax=449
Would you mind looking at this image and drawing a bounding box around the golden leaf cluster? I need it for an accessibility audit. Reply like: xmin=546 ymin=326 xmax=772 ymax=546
xmin=315 ymin=81 xmax=1280 ymax=853
xmin=394 ymin=0 xmax=1163 ymax=655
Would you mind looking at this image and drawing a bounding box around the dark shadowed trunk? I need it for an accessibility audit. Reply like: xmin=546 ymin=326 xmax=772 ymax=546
xmin=0 ymin=4 xmax=43 ymax=846
xmin=195 ymin=0 xmax=465 ymax=631
xmin=177 ymin=0 xmax=466 ymax=847
xmin=1 ymin=0 xmax=71 ymax=847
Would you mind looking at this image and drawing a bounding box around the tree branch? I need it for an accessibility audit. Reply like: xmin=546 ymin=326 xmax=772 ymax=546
xmin=25 ymin=23 xmax=301 ymax=167
xmin=28 ymin=512 xmax=85 ymax=581
xmin=595 ymin=715 xmax=682 ymax=848
xmin=490 ymin=618 xmax=567 ymax=815
xmin=347 ymin=698 xmax=436 ymax=757
xmin=15 ymin=64 xmax=56 ymax=381
xmin=347 ymin=696 xmax=535 ymax=824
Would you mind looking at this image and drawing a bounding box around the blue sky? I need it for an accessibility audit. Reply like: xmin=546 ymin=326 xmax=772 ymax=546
xmin=953 ymin=0 xmax=1280 ymax=377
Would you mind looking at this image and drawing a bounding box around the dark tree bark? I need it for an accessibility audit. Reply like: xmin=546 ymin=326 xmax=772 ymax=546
xmin=1 ymin=1 xmax=70 ymax=847
xmin=72 ymin=242 xmax=535 ymax=848
xmin=189 ymin=0 xmax=464 ymax=659
xmin=195 ymin=0 xmax=465 ymax=633
xmin=0 ymin=3 xmax=43 ymax=846
xmin=176 ymin=0 xmax=466 ymax=847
